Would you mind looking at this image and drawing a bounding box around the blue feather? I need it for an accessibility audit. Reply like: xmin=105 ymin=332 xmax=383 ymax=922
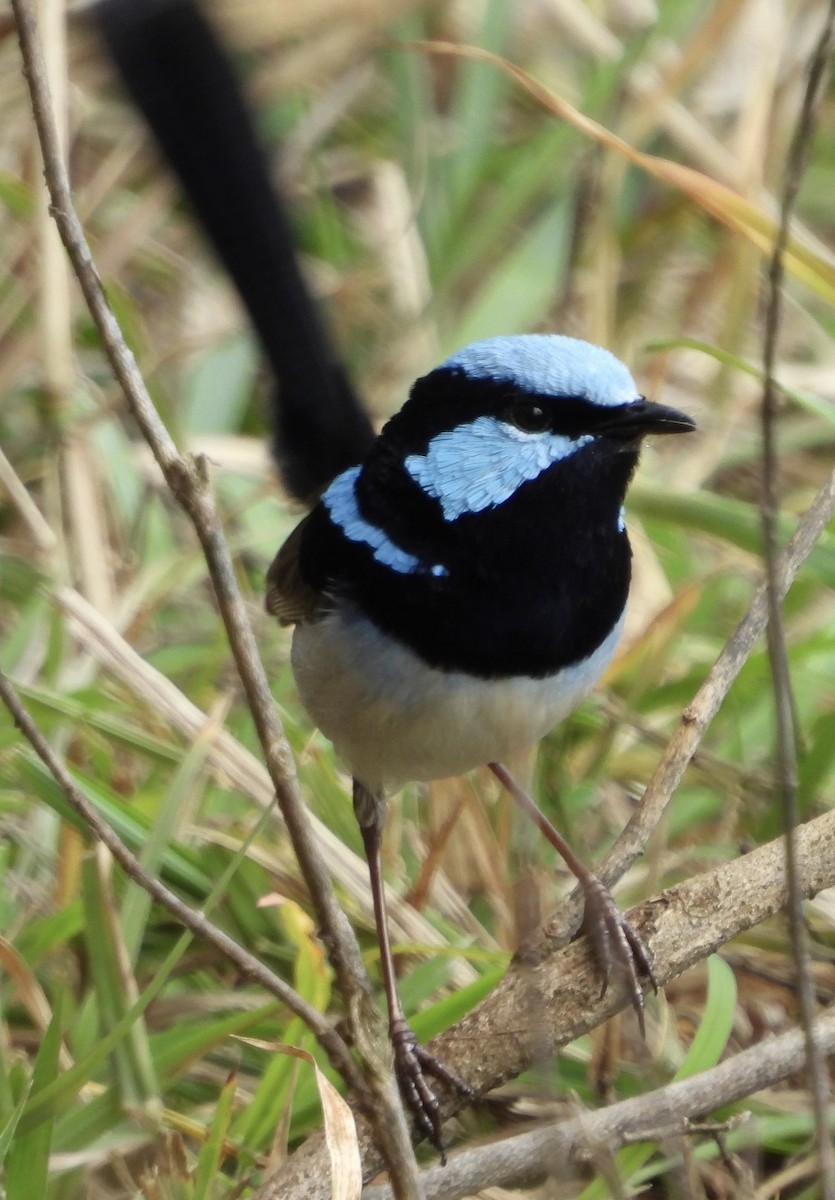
xmin=443 ymin=335 xmax=639 ymax=409
xmin=405 ymin=415 xmax=592 ymax=521
xmin=324 ymin=466 xmax=448 ymax=576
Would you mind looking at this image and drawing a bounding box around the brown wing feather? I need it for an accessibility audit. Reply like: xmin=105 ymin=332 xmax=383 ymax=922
xmin=265 ymin=515 xmax=323 ymax=626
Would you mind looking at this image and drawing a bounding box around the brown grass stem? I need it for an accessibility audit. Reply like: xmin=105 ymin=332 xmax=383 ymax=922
xmin=526 ymin=459 xmax=835 ymax=956
xmin=11 ymin=2 xmax=426 ymax=1191
xmin=759 ymin=5 xmax=835 ymax=1192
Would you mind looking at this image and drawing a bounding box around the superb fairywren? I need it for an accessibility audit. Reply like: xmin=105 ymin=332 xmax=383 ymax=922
xmin=267 ymin=333 xmax=696 ymax=1147
xmin=95 ymin=0 xmax=695 ymax=1153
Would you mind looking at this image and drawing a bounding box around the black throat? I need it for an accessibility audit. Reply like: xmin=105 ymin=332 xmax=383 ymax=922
xmin=300 ymin=439 xmax=636 ymax=680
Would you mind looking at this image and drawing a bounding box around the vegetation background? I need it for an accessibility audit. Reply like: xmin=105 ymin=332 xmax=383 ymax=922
xmin=1 ymin=0 xmax=835 ymax=1196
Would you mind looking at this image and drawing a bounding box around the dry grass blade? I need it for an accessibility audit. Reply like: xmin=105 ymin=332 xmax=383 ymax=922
xmin=237 ymin=1039 xmax=362 ymax=1200
xmin=55 ymin=584 xmax=477 ymax=981
xmin=405 ymin=39 xmax=835 ymax=302
xmin=0 ymin=669 xmax=361 ymax=1084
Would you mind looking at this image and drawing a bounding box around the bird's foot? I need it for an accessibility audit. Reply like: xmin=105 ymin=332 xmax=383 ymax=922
xmin=390 ymin=1017 xmax=473 ymax=1161
xmin=580 ymin=874 xmax=657 ymax=1036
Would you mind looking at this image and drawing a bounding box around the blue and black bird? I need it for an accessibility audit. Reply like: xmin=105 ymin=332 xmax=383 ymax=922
xmin=266 ymin=333 xmax=695 ymax=1141
xmin=97 ymin=0 xmax=696 ymax=1154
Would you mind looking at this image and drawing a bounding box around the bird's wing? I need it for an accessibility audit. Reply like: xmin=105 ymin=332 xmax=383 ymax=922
xmin=265 ymin=516 xmax=324 ymax=625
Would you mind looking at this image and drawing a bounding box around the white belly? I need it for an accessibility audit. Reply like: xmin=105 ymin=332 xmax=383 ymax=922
xmin=291 ymin=605 xmax=625 ymax=792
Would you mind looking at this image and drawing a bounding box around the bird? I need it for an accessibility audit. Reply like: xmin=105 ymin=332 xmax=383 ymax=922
xmin=266 ymin=332 xmax=696 ymax=1149
xmin=94 ymin=0 xmax=695 ymax=1155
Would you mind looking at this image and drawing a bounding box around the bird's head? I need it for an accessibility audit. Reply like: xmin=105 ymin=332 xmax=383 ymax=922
xmin=276 ymin=335 xmax=695 ymax=673
xmin=369 ymin=334 xmax=695 ymax=525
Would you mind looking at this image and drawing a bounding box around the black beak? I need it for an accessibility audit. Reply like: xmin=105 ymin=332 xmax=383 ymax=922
xmin=597 ymin=398 xmax=696 ymax=440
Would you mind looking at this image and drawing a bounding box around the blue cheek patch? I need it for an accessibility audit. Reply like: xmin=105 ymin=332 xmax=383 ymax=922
xmin=404 ymin=416 xmax=593 ymax=521
xmin=323 ymin=466 xmax=449 ymax=577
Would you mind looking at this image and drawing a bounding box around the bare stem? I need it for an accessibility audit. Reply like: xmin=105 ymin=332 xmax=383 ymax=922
xmin=11 ymin=1 xmax=425 ymax=1188
xmin=526 ymin=459 xmax=835 ymax=957
xmin=759 ymin=5 xmax=835 ymax=1192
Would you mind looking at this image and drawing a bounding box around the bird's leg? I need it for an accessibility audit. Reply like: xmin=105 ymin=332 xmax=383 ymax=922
xmin=488 ymin=761 xmax=656 ymax=1033
xmin=352 ymin=779 xmax=472 ymax=1155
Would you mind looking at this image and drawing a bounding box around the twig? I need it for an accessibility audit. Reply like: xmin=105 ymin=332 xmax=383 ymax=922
xmin=759 ymin=4 xmax=835 ymax=1194
xmin=11 ymin=2 xmax=425 ymax=1191
xmin=363 ymin=1004 xmax=835 ymax=1200
xmin=260 ymin=804 xmax=835 ymax=1198
xmin=0 ymin=669 xmax=360 ymax=1086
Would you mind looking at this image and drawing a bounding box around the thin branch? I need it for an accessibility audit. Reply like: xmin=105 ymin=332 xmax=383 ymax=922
xmin=11 ymin=1 xmax=424 ymax=1190
xmin=0 ymin=669 xmax=360 ymax=1087
xmin=364 ymin=1005 xmax=835 ymax=1200
xmin=261 ymin=804 xmax=835 ymax=1198
xmin=759 ymin=4 xmax=835 ymax=1193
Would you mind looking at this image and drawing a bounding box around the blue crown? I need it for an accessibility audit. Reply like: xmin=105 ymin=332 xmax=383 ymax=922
xmin=442 ymin=335 xmax=640 ymax=408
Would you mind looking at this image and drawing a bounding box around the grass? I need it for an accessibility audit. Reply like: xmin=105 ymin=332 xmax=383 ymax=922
xmin=2 ymin=0 xmax=835 ymax=1196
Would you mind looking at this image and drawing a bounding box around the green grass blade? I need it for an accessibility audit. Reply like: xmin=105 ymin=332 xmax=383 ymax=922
xmin=578 ymin=956 xmax=736 ymax=1198
xmin=81 ymin=853 xmax=161 ymax=1113
xmin=5 ymin=992 xmax=63 ymax=1200
xmin=193 ymin=1072 xmax=237 ymax=1200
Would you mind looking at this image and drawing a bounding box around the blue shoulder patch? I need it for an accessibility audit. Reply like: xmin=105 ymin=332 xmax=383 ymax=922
xmin=323 ymin=466 xmax=449 ymax=576
xmin=442 ymin=334 xmax=639 ymax=409
xmin=405 ymin=416 xmax=592 ymax=521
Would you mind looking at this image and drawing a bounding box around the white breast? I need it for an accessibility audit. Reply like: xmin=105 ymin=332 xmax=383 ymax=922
xmin=291 ymin=605 xmax=625 ymax=792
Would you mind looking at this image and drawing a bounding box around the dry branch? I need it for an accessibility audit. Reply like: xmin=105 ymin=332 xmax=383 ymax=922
xmin=11 ymin=1 xmax=424 ymax=1189
xmin=363 ymin=1004 xmax=835 ymax=1200
xmin=757 ymin=3 xmax=835 ymax=1188
xmin=263 ymin=806 xmax=835 ymax=1198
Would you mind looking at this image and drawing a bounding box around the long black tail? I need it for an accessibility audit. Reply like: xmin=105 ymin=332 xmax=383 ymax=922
xmin=93 ymin=0 xmax=375 ymax=502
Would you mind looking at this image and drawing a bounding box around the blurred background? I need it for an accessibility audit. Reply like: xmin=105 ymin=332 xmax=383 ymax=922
xmin=1 ymin=1 xmax=835 ymax=1196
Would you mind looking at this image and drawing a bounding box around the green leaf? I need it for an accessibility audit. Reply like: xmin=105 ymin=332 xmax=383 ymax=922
xmin=193 ymin=1072 xmax=237 ymax=1200
xmin=6 ymin=992 xmax=63 ymax=1200
xmin=673 ymin=955 xmax=737 ymax=1082
xmin=81 ymin=854 xmax=161 ymax=1112
xmin=410 ymin=964 xmax=507 ymax=1041
xmin=578 ymin=956 xmax=736 ymax=1199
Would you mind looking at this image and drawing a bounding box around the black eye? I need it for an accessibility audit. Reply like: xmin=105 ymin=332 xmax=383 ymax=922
xmin=508 ymin=399 xmax=550 ymax=433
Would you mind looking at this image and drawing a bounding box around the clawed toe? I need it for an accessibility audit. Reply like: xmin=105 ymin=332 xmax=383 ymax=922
xmin=390 ymin=1019 xmax=473 ymax=1159
xmin=581 ymin=875 xmax=657 ymax=1036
